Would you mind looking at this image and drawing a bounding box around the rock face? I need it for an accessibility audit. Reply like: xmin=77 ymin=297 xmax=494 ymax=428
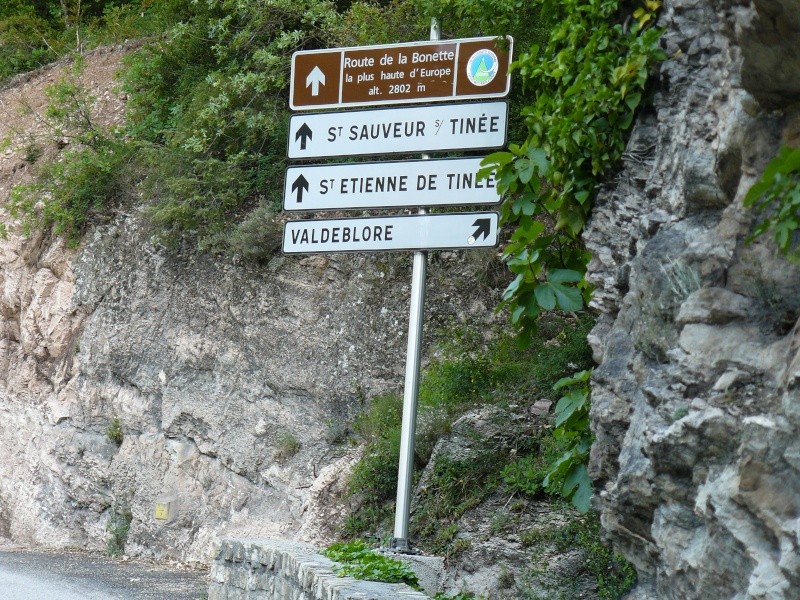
xmin=0 ymin=211 xmax=501 ymax=562
xmin=0 ymin=51 xmax=503 ymax=562
xmin=584 ymin=0 xmax=800 ymax=598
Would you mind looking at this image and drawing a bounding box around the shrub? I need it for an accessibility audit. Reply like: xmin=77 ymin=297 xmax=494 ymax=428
xmin=744 ymin=145 xmax=800 ymax=262
xmin=273 ymin=433 xmax=301 ymax=461
xmin=106 ymin=416 xmax=123 ymax=446
xmin=106 ymin=503 xmax=132 ymax=556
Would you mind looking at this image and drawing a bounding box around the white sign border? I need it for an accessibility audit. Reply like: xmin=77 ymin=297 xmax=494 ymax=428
xmin=282 ymin=157 xmax=502 ymax=211
xmin=289 ymin=35 xmax=513 ymax=111
xmin=287 ymin=101 xmax=508 ymax=160
xmin=282 ymin=211 xmax=500 ymax=255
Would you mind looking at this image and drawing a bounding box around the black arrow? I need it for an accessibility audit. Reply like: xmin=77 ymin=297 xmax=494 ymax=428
xmin=295 ymin=123 xmax=313 ymax=150
xmin=471 ymin=218 xmax=491 ymax=241
xmin=291 ymin=174 xmax=309 ymax=203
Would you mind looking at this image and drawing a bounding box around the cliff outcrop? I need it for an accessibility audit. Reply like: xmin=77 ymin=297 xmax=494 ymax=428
xmin=585 ymin=0 xmax=800 ymax=597
xmin=0 ymin=49 xmax=503 ymax=562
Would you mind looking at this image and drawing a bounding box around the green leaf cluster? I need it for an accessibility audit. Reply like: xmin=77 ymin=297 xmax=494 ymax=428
xmin=744 ymin=145 xmax=800 ymax=262
xmin=542 ymin=369 xmax=593 ymax=512
xmin=481 ymin=0 xmax=665 ymax=344
xmin=500 ymin=436 xmax=560 ymax=497
xmin=106 ymin=502 xmax=132 ymax=557
xmin=322 ymin=540 xmax=421 ymax=589
xmin=6 ymin=63 xmax=136 ymax=246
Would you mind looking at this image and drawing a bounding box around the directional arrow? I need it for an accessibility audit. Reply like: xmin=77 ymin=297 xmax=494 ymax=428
xmin=291 ymin=174 xmax=309 ymax=203
xmin=305 ymin=66 xmax=326 ymax=97
xmin=470 ymin=218 xmax=491 ymax=243
xmin=295 ymin=123 xmax=313 ymax=150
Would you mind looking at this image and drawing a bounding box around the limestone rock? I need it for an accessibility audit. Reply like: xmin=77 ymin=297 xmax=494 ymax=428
xmin=585 ymin=0 xmax=800 ymax=598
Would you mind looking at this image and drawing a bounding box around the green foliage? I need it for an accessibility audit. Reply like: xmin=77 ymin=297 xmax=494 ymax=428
xmin=543 ymin=370 xmax=593 ymax=513
xmin=106 ymin=502 xmax=132 ymax=556
xmin=0 ymin=1 xmax=188 ymax=83
xmin=744 ymin=145 xmax=800 ymax=262
xmin=500 ymin=436 xmax=560 ymax=497
xmin=322 ymin=540 xmax=421 ymax=589
xmin=9 ymin=139 xmax=133 ymax=247
xmin=273 ymin=433 xmax=301 ymax=460
xmin=0 ymin=11 xmax=58 ymax=80
xmin=346 ymin=394 xmax=404 ymax=533
xmin=344 ymin=315 xmax=595 ymax=540
xmin=522 ymin=515 xmax=636 ymax=600
xmin=106 ymin=416 xmax=123 ymax=446
xmin=415 ymin=0 xmax=544 ymax=45
xmin=7 ymin=61 xmax=137 ymax=246
xmin=412 ymin=448 xmax=502 ymax=555
xmin=480 ymin=0 xmax=664 ymax=346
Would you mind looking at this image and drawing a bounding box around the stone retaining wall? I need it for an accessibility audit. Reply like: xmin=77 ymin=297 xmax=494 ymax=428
xmin=209 ymin=539 xmax=431 ymax=600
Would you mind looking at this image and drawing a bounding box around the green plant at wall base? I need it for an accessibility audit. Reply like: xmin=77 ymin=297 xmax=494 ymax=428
xmin=543 ymin=369 xmax=593 ymax=513
xmin=744 ymin=145 xmax=800 ymax=262
xmin=323 ymin=540 xmax=421 ymax=589
xmin=106 ymin=503 xmax=132 ymax=557
xmin=480 ymin=0 xmax=664 ymax=346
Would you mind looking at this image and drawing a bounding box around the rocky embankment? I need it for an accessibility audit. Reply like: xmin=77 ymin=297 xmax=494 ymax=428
xmin=0 ymin=48 xmax=504 ymax=562
xmin=585 ymin=0 xmax=800 ymax=598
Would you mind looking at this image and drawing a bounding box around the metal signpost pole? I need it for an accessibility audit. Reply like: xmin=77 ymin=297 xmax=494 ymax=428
xmin=391 ymin=17 xmax=440 ymax=554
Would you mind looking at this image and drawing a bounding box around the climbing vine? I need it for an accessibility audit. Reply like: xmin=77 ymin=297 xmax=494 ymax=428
xmin=480 ymin=0 xmax=665 ymax=346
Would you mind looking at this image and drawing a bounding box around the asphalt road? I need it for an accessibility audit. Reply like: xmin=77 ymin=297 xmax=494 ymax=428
xmin=0 ymin=550 xmax=208 ymax=600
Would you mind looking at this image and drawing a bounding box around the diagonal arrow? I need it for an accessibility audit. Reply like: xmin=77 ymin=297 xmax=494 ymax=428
xmin=291 ymin=174 xmax=309 ymax=203
xmin=295 ymin=123 xmax=313 ymax=150
xmin=471 ymin=218 xmax=491 ymax=242
xmin=306 ymin=66 xmax=326 ymax=97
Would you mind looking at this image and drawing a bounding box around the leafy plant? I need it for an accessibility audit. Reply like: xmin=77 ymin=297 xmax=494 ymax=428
xmin=500 ymin=436 xmax=560 ymax=497
xmin=479 ymin=0 xmax=665 ymax=346
xmin=542 ymin=369 xmax=593 ymax=512
xmin=323 ymin=540 xmax=420 ymax=589
xmin=344 ymin=316 xmax=594 ymax=541
xmin=0 ymin=1 xmax=188 ymax=83
xmin=412 ymin=447 xmax=503 ymax=555
xmin=9 ymin=139 xmax=133 ymax=246
xmin=8 ymin=62 xmax=136 ymax=246
xmin=744 ymin=145 xmax=800 ymax=262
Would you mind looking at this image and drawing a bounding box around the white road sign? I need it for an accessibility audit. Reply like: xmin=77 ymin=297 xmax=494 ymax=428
xmin=282 ymin=212 xmax=499 ymax=254
xmin=287 ymin=101 xmax=507 ymax=159
xmin=283 ymin=157 xmax=501 ymax=211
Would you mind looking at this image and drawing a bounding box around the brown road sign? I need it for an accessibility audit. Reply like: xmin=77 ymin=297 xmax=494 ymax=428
xmin=290 ymin=36 xmax=512 ymax=111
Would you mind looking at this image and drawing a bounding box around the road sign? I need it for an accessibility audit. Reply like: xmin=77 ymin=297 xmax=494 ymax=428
xmin=287 ymin=101 xmax=507 ymax=159
xmin=283 ymin=157 xmax=501 ymax=211
xmin=290 ymin=36 xmax=513 ymax=110
xmin=282 ymin=212 xmax=499 ymax=254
